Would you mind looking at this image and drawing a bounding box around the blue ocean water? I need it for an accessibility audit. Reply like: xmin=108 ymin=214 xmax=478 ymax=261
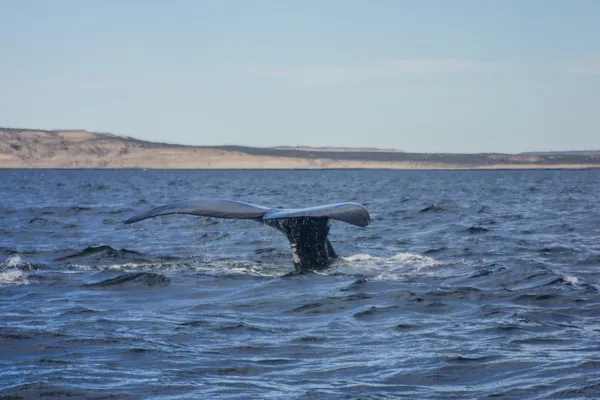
xmin=1 ymin=169 xmax=599 ymax=399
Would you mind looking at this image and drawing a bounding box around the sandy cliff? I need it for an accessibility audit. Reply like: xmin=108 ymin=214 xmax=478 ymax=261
xmin=1 ymin=127 xmax=599 ymax=169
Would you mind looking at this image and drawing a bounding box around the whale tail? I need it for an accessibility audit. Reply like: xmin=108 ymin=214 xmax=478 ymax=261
xmin=124 ymin=199 xmax=370 ymax=272
xmin=262 ymin=217 xmax=337 ymax=271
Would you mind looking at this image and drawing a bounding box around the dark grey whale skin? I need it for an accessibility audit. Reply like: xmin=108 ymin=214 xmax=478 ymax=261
xmin=124 ymin=199 xmax=370 ymax=272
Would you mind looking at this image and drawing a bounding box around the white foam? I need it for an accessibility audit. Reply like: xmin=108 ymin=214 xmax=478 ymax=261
xmin=50 ymin=252 xmax=448 ymax=280
xmin=0 ymin=269 xmax=29 ymax=286
xmin=342 ymin=252 xmax=442 ymax=269
xmin=65 ymin=263 xmax=154 ymax=272
xmin=60 ymin=260 xmax=282 ymax=278
xmin=229 ymin=265 xmax=281 ymax=278
xmin=562 ymin=275 xmax=580 ymax=285
xmin=333 ymin=252 xmax=448 ymax=280
xmin=343 ymin=253 xmax=383 ymax=262
xmin=6 ymin=255 xmax=22 ymax=268
xmin=388 ymin=252 xmax=441 ymax=269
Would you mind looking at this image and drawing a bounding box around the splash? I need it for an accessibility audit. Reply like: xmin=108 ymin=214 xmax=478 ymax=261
xmin=562 ymin=275 xmax=580 ymax=285
xmin=342 ymin=252 xmax=442 ymax=269
xmin=6 ymin=255 xmax=22 ymax=268
xmin=331 ymin=252 xmax=450 ymax=280
xmin=388 ymin=252 xmax=442 ymax=269
xmin=46 ymin=252 xmax=448 ymax=280
xmin=0 ymin=269 xmax=29 ymax=286
xmin=343 ymin=253 xmax=382 ymax=262
xmin=229 ymin=265 xmax=284 ymax=278
xmin=50 ymin=259 xmax=285 ymax=278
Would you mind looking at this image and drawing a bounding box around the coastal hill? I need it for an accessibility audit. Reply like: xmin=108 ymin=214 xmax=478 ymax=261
xmin=273 ymin=146 xmax=404 ymax=153
xmin=1 ymin=127 xmax=599 ymax=169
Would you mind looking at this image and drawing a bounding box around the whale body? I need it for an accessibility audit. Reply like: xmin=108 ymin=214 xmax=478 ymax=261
xmin=125 ymin=199 xmax=370 ymax=272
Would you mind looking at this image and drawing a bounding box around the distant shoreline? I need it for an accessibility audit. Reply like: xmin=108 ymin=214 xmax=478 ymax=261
xmin=1 ymin=127 xmax=599 ymax=170
xmin=2 ymin=166 xmax=600 ymax=171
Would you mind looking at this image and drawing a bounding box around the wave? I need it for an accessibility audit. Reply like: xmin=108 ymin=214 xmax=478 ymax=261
xmin=0 ymin=269 xmax=29 ymax=286
xmin=419 ymin=204 xmax=447 ymax=213
xmin=325 ymin=252 xmax=454 ymax=280
xmin=3 ymin=245 xmax=456 ymax=281
xmin=464 ymin=226 xmax=490 ymax=234
xmin=2 ymin=243 xmax=582 ymax=287
xmin=0 ymin=250 xmax=585 ymax=292
xmin=342 ymin=252 xmax=443 ymax=268
xmin=82 ymin=272 xmax=170 ymax=289
xmin=53 ymin=245 xmax=147 ymax=263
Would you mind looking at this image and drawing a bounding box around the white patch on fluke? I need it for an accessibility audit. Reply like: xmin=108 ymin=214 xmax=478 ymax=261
xmin=290 ymin=243 xmax=301 ymax=265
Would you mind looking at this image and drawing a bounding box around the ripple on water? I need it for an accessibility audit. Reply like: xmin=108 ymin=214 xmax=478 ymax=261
xmin=82 ymin=272 xmax=171 ymax=289
xmin=1 ymin=169 xmax=600 ymax=399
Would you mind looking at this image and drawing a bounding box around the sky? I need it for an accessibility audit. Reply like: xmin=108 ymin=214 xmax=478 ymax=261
xmin=0 ymin=0 xmax=599 ymax=153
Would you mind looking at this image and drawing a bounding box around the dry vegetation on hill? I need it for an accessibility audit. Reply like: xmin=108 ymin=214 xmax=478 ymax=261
xmin=1 ymin=127 xmax=599 ymax=169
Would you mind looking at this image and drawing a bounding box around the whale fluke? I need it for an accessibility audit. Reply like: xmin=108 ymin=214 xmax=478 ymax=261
xmin=125 ymin=199 xmax=370 ymax=272
xmin=124 ymin=199 xmax=271 ymax=224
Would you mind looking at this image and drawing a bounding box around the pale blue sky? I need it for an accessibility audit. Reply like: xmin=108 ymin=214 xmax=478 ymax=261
xmin=1 ymin=0 xmax=599 ymax=153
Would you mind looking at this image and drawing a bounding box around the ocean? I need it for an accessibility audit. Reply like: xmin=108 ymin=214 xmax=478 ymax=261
xmin=1 ymin=169 xmax=599 ymax=399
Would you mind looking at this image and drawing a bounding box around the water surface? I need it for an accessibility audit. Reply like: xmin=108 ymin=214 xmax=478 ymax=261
xmin=1 ymin=169 xmax=599 ymax=399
